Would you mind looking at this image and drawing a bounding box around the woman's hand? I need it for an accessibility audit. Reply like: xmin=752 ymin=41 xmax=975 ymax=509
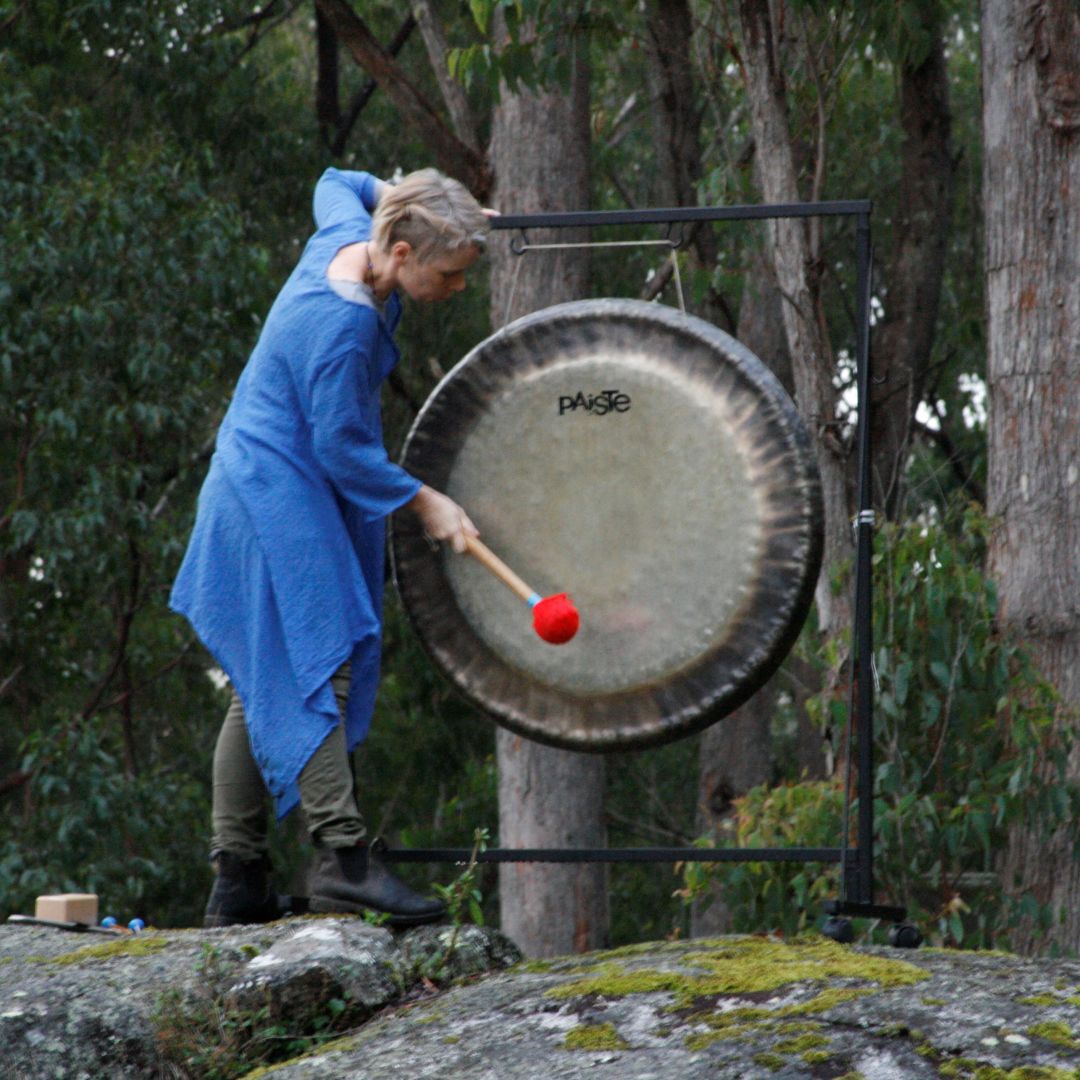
xmin=406 ymin=485 xmax=479 ymax=554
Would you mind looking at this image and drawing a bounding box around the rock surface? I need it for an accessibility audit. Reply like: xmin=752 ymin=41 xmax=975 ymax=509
xmin=0 ymin=917 xmax=520 ymax=1079
xmin=3 ymin=920 xmax=1080 ymax=1079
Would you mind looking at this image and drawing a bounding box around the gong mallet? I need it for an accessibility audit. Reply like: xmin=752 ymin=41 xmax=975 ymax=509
xmin=462 ymin=536 xmax=580 ymax=644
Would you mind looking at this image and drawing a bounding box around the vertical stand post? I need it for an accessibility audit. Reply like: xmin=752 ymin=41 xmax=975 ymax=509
xmin=853 ymin=211 xmax=876 ymax=906
xmin=825 ymin=209 xmax=906 ymax=927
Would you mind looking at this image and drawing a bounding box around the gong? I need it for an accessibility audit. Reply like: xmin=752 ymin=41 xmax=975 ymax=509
xmin=391 ymin=298 xmax=823 ymax=751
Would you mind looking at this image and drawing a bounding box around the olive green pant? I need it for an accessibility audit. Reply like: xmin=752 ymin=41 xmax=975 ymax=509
xmin=210 ymin=664 xmax=366 ymax=860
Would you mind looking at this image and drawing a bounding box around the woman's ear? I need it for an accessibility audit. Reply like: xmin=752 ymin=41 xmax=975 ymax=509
xmin=390 ymin=240 xmax=413 ymax=266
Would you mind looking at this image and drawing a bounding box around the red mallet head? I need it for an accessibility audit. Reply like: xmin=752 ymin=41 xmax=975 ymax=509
xmin=531 ymin=593 xmax=580 ymax=645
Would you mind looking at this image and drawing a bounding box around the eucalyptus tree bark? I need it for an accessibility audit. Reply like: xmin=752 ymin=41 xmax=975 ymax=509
xmin=735 ymin=0 xmax=850 ymax=639
xmin=660 ymin=0 xmax=835 ymax=933
xmin=642 ymin=0 xmax=782 ymax=936
xmin=490 ymin=33 xmax=607 ymax=958
xmin=643 ymin=0 xmax=781 ymax=920
xmin=643 ymin=0 xmax=730 ymax=330
xmin=690 ymin=249 xmax=787 ymax=936
xmin=983 ymin=0 xmax=1080 ymax=955
xmin=870 ymin=18 xmax=955 ymax=517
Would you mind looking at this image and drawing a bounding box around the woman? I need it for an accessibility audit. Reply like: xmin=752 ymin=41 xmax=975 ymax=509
xmin=170 ymin=167 xmax=488 ymax=927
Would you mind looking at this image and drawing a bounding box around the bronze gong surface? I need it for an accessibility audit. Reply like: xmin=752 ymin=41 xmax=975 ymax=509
xmin=391 ymin=299 xmax=823 ymax=751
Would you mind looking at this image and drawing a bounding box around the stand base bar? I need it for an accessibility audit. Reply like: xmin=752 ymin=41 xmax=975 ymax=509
xmin=823 ymin=899 xmax=907 ymax=922
xmin=382 ymin=847 xmax=845 ymax=864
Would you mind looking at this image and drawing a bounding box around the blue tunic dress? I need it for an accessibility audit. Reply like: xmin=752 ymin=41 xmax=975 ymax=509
xmin=170 ymin=169 xmax=422 ymax=819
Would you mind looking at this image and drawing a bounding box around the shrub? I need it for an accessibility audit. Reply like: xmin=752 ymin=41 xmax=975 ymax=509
xmin=682 ymin=503 xmax=1076 ymax=949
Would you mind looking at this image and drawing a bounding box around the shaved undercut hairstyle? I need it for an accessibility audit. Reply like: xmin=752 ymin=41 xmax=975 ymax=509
xmin=371 ymin=168 xmax=489 ymax=263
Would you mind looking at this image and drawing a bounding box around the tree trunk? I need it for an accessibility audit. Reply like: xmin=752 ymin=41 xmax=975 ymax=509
xmin=735 ymin=0 xmax=850 ymax=639
xmin=490 ymin=30 xmax=607 ymax=958
xmin=643 ymin=0 xmax=791 ymax=936
xmin=690 ymin=247 xmax=827 ymax=936
xmin=870 ymin=18 xmax=955 ymax=517
xmin=984 ymin=0 xmax=1080 ymax=954
xmin=643 ymin=0 xmax=730 ymax=330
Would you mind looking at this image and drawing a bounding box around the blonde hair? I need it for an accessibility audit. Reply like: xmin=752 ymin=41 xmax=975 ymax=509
xmin=371 ymin=168 xmax=489 ymax=262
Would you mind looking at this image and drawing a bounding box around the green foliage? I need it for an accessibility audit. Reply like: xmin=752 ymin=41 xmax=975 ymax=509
xmin=153 ymin=942 xmax=360 ymax=1079
xmin=417 ymin=826 xmax=491 ymax=982
xmin=0 ymin=0 xmax=500 ymax=931
xmin=0 ymin=23 xmax=274 ymax=928
xmin=430 ymin=826 xmax=490 ymax=932
xmin=449 ymin=0 xmax=623 ymax=93
xmin=679 ymin=780 xmax=845 ymax=935
xmin=0 ymin=714 xmax=211 ymax=927
xmin=605 ymin=737 xmax=698 ymax=944
xmin=682 ymin=505 xmax=1076 ymax=949
xmin=871 ymin=504 xmax=1073 ymax=946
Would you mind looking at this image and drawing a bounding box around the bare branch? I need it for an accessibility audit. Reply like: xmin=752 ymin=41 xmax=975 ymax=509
xmin=605 ymin=807 xmax=693 ymax=845
xmin=79 ymin=539 xmax=142 ymax=723
xmin=331 ymin=14 xmax=417 ymax=157
xmin=314 ymin=0 xmax=490 ymax=197
xmin=913 ymin=415 xmax=986 ymax=506
xmin=639 ymin=257 xmax=675 ymax=302
xmin=316 ymin=7 xmax=342 ymax=138
xmin=412 ymin=0 xmax=481 ymax=154
xmin=0 ymin=665 xmax=23 ymax=701
xmin=796 ymin=6 xmax=828 ymax=261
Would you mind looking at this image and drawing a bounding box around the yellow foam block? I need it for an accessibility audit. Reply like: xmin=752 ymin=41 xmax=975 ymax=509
xmin=35 ymin=893 xmax=99 ymax=924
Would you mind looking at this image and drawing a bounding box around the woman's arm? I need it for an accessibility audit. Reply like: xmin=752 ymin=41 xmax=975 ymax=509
xmin=312 ymin=168 xmax=387 ymax=230
xmin=306 ymin=340 xmax=421 ymax=520
xmin=305 ymin=343 xmax=477 ymax=548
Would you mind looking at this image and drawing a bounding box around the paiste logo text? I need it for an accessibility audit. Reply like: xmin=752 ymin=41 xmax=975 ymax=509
xmin=557 ymin=389 xmax=632 ymax=416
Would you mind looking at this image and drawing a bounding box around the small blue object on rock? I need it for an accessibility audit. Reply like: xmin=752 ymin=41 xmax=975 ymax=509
xmin=100 ymin=916 xmax=117 ymax=928
xmin=128 ymin=918 xmax=145 ymax=933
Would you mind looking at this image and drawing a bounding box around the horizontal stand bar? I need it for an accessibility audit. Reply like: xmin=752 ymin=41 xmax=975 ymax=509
xmin=491 ymin=199 xmax=871 ymax=232
xmin=823 ymin=900 xmax=907 ymax=923
xmin=380 ymin=847 xmax=846 ymax=865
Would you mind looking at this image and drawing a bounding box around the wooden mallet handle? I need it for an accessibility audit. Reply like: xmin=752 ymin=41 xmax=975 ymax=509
xmin=464 ymin=536 xmax=538 ymax=605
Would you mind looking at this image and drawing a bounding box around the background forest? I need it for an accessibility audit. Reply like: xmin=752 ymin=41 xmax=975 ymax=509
xmin=2 ymin=0 xmax=1077 ymax=956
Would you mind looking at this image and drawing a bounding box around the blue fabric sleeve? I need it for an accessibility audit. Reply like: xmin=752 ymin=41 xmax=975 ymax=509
xmin=304 ymin=338 xmax=421 ymax=520
xmin=313 ymin=169 xmax=383 ymax=230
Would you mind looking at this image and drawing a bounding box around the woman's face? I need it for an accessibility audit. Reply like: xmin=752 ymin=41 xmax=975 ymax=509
xmin=395 ymin=243 xmax=480 ymax=304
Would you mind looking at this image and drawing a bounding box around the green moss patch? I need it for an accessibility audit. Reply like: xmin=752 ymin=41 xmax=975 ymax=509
xmin=546 ymin=936 xmax=927 ymax=1011
xmin=939 ymin=1061 xmax=1079 ymax=1080
xmin=1026 ymin=1020 xmax=1080 ymax=1050
xmin=774 ymin=1031 xmax=829 ymax=1053
xmin=1018 ymin=993 xmax=1080 ymax=1009
xmin=562 ymin=1022 xmax=629 ymax=1051
xmin=40 ymin=935 xmax=170 ymax=965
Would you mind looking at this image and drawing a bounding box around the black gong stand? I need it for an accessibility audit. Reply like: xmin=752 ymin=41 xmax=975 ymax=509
xmin=384 ymin=200 xmax=916 ymax=946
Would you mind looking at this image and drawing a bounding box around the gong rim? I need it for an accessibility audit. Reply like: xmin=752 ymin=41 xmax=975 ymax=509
xmin=391 ymin=299 xmax=823 ymax=752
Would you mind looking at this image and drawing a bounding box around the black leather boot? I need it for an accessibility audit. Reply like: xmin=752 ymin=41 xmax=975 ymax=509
xmin=307 ymin=839 xmax=447 ymax=927
xmin=203 ymin=851 xmax=283 ymax=928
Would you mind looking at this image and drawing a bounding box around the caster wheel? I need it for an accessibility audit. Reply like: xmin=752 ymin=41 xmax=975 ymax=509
xmin=822 ymin=916 xmax=854 ymax=943
xmin=888 ymin=922 xmax=922 ymax=949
